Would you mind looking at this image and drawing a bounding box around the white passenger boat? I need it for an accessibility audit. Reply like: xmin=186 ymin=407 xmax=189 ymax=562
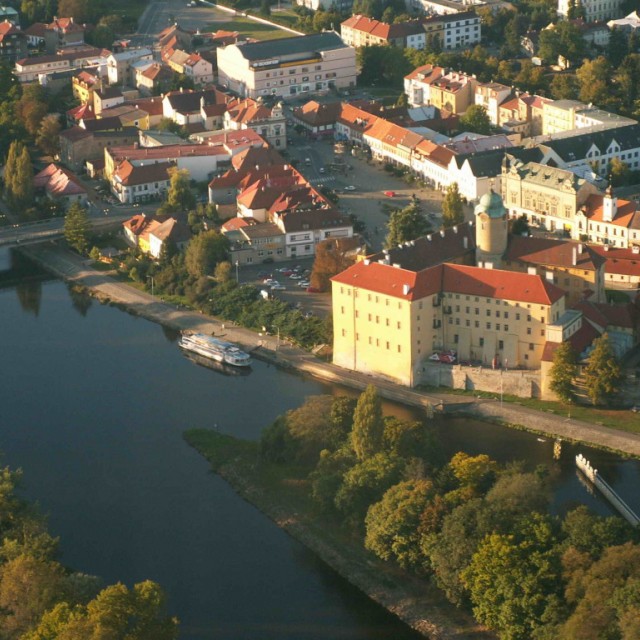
xmin=179 ymin=333 xmax=252 ymax=367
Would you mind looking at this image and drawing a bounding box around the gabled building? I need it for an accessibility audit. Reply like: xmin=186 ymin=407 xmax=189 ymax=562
xmin=72 ymin=69 xmax=102 ymax=103
xmin=557 ymin=0 xmax=624 ymax=23
xmin=498 ymin=92 xmax=549 ymax=137
xmin=335 ymin=101 xmax=380 ymax=145
xmin=292 ymin=100 xmax=340 ymax=138
xmin=225 ymin=97 xmax=286 ymax=147
xmin=112 ymin=160 xmax=175 ymax=203
xmin=135 ymin=62 xmax=176 ymax=94
xmin=504 ymin=235 xmax=606 ymax=304
xmin=162 ymin=87 xmax=231 ymax=128
xmin=340 ymin=15 xmax=426 ymax=49
xmin=107 ymin=48 xmax=153 ymax=86
xmin=404 ymin=64 xmax=445 ymax=108
xmin=474 ymin=81 xmax=512 ymax=126
xmin=59 ymin=125 xmax=139 ymax=171
xmin=33 ymin=163 xmax=88 ymax=206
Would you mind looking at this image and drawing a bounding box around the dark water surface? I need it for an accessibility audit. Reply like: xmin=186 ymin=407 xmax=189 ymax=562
xmin=1 ymin=248 xmax=638 ymax=639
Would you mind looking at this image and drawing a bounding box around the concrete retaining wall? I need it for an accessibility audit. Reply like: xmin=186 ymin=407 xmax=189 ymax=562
xmin=421 ymin=364 xmax=540 ymax=398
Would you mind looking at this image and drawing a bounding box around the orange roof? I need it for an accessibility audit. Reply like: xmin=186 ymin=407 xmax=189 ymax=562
xmin=337 ymin=102 xmax=379 ymax=129
xmin=588 ymin=245 xmax=640 ymax=276
xmin=227 ymin=98 xmax=272 ymax=124
xmin=404 ymin=64 xmax=444 ymax=83
xmin=582 ymin=194 xmax=640 ymax=229
xmin=364 ymin=118 xmax=422 ymax=150
xmin=332 ymin=261 xmax=566 ymax=305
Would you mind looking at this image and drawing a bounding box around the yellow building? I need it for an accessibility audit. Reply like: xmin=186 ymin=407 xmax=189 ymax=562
xmin=542 ymin=99 xmax=585 ymax=135
xmin=332 ymin=261 xmax=567 ymax=387
xmin=501 ymin=155 xmax=599 ymax=233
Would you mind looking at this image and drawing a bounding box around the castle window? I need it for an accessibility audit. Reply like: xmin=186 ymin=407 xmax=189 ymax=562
xmin=479 ymin=337 xmax=484 ymax=346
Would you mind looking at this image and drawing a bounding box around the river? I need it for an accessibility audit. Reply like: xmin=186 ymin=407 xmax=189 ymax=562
xmin=1 ymin=248 xmax=639 ymax=639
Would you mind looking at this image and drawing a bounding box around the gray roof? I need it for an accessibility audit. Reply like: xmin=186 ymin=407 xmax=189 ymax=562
xmin=237 ymin=32 xmax=347 ymax=62
xmin=541 ymin=124 xmax=640 ymax=162
xmin=454 ymin=146 xmax=542 ymax=178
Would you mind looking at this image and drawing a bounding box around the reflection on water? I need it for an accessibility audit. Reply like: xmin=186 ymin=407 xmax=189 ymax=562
xmin=1 ymin=248 xmax=639 ymax=640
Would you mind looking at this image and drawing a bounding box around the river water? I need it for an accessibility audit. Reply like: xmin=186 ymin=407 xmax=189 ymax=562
xmin=1 ymin=248 xmax=639 ymax=639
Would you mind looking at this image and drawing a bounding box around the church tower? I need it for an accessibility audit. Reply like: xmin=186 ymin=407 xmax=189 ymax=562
xmin=475 ymin=188 xmax=508 ymax=268
xmin=602 ymin=183 xmax=617 ymax=223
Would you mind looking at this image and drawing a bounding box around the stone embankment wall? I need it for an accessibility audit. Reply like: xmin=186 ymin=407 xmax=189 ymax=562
xmin=421 ymin=364 xmax=541 ymax=398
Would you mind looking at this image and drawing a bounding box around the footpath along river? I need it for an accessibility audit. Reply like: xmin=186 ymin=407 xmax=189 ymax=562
xmin=1 ymin=247 xmax=639 ymax=639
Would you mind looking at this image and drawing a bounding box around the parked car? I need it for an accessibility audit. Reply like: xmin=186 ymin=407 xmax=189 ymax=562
xmin=306 ymin=286 xmax=321 ymax=293
xmin=263 ymin=278 xmax=277 ymax=284
xmin=384 ymin=190 xmax=396 ymax=197
xmin=271 ymin=283 xmax=286 ymax=290
xmin=279 ymin=268 xmax=293 ymax=276
xmin=298 ymin=280 xmax=310 ymax=288
xmin=289 ymin=274 xmax=301 ymax=279
xmin=344 ymin=185 xmax=356 ymax=191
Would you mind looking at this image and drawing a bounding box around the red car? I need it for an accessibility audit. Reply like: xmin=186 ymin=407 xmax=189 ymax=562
xmin=306 ymin=286 xmax=321 ymax=293
xmin=383 ymin=190 xmax=396 ymax=197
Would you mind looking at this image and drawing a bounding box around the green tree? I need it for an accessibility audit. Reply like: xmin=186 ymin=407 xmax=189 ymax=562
xmin=57 ymin=0 xmax=90 ymax=22
xmin=35 ymin=114 xmax=61 ymax=157
xmin=609 ymin=27 xmax=629 ymax=67
xmin=549 ymin=342 xmax=578 ymax=403
xmin=549 ymin=74 xmax=579 ymax=100
xmin=0 ymin=554 xmax=65 ymax=638
xmin=328 ymin=396 xmax=357 ymax=449
xmin=310 ymin=446 xmax=357 ymax=512
xmin=164 ymin=168 xmax=196 ymax=213
xmin=213 ymin=260 xmax=232 ymax=283
xmin=365 ymin=479 xmax=434 ymax=571
xmin=576 ymin=57 xmax=613 ymax=107
xmin=351 ymin=385 xmax=384 ymax=460
xmin=259 ymin=0 xmax=271 ymax=15
xmin=184 ymin=230 xmax=229 ymax=278
xmin=384 ymin=202 xmax=430 ymax=248
xmin=17 ymin=84 xmax=49 ymax=138
xmin=334 ymin=452 xmax=405 ymax=522
xmin=442 ymin=182 xmax=464 ymax=228
xmin=283 ymin=395 xmax=334 ymax=464
xmin=64 ymin=202 xmax=90 ymax=255
xmin=6 ymin=143 xmax=34 ymax=209
xmin=610 ymin=157 xmax=631 ymax=186
xmin=459 ymin=104 xmax=492 ymax=135
xmin=462 ymin=514 xmax=563 ymax=640
xmin=583 ymin=333 xmax=622 ymax=406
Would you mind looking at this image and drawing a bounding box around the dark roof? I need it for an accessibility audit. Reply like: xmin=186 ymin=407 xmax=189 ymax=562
xmin=454 ymin=146 xmax=543 ymax=177
xmin=367 ymin=223 xmax=476 ymax=271
xmin=506 ymin=236 xmax=605 ymax=272
xmin=165 ymin=88 xmax=227 ymax=114
xmin=542 ymin=124 xmax=640 ymax=162
xmin=236 ymin=32 xmax=347 ymax=61
xmin=82 ymin=116 xmax=124 ymax=132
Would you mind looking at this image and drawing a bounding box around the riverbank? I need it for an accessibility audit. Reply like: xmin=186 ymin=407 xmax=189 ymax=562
xmin=183 ymin=429 xmax=494 ymax=640
xmin=19 ymin=243 xmax=640 ymax=458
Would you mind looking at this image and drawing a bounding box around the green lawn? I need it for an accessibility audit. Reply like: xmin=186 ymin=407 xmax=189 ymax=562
xmin=208 ymin=17 xmax=293 ymax=41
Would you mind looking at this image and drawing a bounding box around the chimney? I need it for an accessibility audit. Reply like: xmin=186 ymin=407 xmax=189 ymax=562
xmin=545 ymin=271 xmax=554 ymax=282
xmin=527 ymin=266 xmax=536 ymax=275
xmin=463 ymin=236 xmax=468 ymax=249
xmin=402 ymin=284 xmax=410 ymax=295
xmin=578 ymin=243 xmax=583 ymax=254
xmin=572 ymin=247 xmax=577 ymax=266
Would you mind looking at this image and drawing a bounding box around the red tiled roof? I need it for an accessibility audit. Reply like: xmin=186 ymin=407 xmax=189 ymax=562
xmin=588 ymin=245 xmax=640 ymax=276
xmin=293 ymin=100 xmax=341 ymax=127
xmin=114 ymin=160 xmax=175 ymax=186
xmin=332 ymin=262 xmax=566 ymax=305
xmin=542 ymin=320 xmax=601 ymax=361
xmin=581 ymin=194 xmax=640 ymax=229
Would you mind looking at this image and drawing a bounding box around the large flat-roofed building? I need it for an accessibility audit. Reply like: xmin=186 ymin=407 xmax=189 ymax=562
xmin=217 ymin=32 xmax=356 ymax=99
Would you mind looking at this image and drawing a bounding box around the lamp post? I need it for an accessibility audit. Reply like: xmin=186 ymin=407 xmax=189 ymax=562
xmin=147 ymin=275 xmax=154 ymax=297
xmin=274 ymin=326 xmax=280 ymax=351
xmin=235 ymin=260 xmax=239 ymax=283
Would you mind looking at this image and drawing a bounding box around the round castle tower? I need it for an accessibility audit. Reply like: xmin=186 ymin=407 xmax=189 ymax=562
xmin=475 ymin=188 xmax=508 ymax=268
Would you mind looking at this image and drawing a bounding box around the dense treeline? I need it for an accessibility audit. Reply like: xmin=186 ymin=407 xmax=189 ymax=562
xmin=119 ymin=238 xmax=332 ymax=350
xmin=0 ymin=464 xmax=178 ymax=639
xmin=260 ymin=386 xmax=640 ymax=640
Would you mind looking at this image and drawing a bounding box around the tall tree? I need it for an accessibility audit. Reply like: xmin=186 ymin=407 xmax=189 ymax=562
xmin=442 ymin=182 xmax=464 ymax=228
xmin=35 ymin=114 xmax=61 ymax=157
xmin=384 ymin=202 xmax=430 ymax=248
xmin=17 ymin=84 xmax=49 ymax=138
xmin=57 ymin=0 xmax=89 ymax=21
xmin=351 ymin=385 xmax=384 ymax=460
xmin=310 ymin=238 xmax=355 ymax=292
xmin=64 ymin=201 xmax=90 ymax=254
xmin=8 ymin=144 xmax=34 ymax=208
xmin=164 ymin=168 xmax=196 ymax=213
xmin=583 ymin=333 xmax=622 ymax=406
xmin=184 ymin=230 xmax=229 ymax=278
xmin=549 ymin=342 xmax=578 ymax=403
xmin=576 ymin=57 xmax=613 ymax=107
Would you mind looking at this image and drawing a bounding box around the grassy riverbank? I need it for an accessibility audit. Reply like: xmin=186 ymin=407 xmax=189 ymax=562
xmin=183 ymin=428 xmax=493 ymax=640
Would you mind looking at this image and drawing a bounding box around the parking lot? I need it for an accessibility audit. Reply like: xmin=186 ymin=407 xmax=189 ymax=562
xmin=237 ymin=256 xmax=332 ymax=318
xmin=281 ymin=114 xmax=447 ymax=252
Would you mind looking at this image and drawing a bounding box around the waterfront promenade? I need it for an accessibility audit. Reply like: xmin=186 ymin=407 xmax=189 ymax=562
xmin=22 ymin=243 xmax=640 ymax=458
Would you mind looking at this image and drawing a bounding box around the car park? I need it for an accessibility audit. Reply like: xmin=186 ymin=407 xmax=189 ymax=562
xmin=298 ymin=280 xmax=310 ymax=287
xmin=279 ymin=268 xmax=293 ymax=275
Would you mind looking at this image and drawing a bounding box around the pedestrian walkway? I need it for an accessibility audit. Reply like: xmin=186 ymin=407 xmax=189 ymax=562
xmin=21 ymin=243 xmax=640 ymax=458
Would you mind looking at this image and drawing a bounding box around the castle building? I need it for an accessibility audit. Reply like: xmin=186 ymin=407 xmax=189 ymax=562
xmin=475 ymin=189 xmax=508 ymax=268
